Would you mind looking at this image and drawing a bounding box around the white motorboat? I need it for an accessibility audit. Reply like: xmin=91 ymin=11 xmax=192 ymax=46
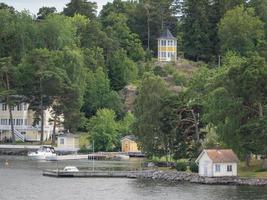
xmin=28 ymin=146 xmax=57 ymax=160
xmin=115 ymin=154 xmax=130 ymax=160
xmin=63 ymin=166 xmax=79 ymax=172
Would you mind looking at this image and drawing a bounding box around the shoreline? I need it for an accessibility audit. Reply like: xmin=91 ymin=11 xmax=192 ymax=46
xmin=42 ymin=169 xmax=267 ymax=186
xmin=138 ymin=170 xmax=267 ymax=186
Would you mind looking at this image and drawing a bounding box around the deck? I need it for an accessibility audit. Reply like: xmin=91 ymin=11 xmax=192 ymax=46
xmin=43 ymin=170 xmax=151 ymax=178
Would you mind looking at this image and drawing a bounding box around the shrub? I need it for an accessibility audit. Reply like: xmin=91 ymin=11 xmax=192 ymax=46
xmin=176 ymin=161 xmax=187 ymax=171
xmin=189 ymin=162 xmax=199 ymax=173
xmin=153 ymin=66 xmax=167 ymax=77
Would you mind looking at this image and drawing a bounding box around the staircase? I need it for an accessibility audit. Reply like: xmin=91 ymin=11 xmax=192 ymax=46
xmin=14 ymin=129 xmax=25 ymax=142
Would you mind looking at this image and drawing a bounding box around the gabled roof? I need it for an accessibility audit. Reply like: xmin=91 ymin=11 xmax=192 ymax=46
xmin=158 ymin=28 xmax=176 ymax=40
xmin=121 ymin=135 xmax=137 ymax=142
xmin=196 ymin=149 xmax=239 ymax=163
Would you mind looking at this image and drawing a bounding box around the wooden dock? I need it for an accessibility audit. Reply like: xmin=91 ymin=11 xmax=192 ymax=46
xmin=43 ymin=170 xmax=150 ymax=178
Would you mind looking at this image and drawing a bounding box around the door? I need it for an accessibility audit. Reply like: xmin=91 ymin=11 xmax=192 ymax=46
xmin=204 ymin=161 xmax=209 ymax=176
xmin=204 ymin=165 xmax=208 ymax=176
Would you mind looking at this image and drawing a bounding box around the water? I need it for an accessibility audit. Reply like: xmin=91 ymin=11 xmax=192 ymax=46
xmin=0 ymin=156 xmax=266 ymax=200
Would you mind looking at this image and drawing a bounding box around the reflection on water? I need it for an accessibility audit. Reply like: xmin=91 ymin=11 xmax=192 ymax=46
xmin=0 ymin=156 xmax=266 ymax=200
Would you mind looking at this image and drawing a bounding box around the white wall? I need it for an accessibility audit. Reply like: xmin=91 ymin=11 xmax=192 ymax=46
xmin=198 ymin=152 xmax=213 ymax=177
xmin=213 ymin=163 xmax=237 ymax=177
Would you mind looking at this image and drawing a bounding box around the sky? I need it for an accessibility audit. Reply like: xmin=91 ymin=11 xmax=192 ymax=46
xmin=0 ymin=0 xmax=113 ymax=15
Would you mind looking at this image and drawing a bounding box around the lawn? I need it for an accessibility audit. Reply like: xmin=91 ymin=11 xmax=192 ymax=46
xmin=238 ymin=159 xmax=267 ymax=179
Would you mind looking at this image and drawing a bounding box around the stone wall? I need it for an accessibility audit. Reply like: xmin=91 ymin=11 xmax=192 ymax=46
xmin=138 ymin=170 xmax=267 ymax=186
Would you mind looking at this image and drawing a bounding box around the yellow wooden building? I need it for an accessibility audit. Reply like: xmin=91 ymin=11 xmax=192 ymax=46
xmin=57 ymin=133 xmax=80 ymax=152
xmin=157 ymin=28 xmax=177 ymax=62
xmin=121 ymin=135 xmax=141 ymax=153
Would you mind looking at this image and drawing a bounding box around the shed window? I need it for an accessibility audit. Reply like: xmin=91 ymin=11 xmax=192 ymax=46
xmin=60 ymin=138 xmax=65 ymax=145
xmin=17 ymin=104 xmax=23 ymax=111
xmin=2 ymin=104 xmax=7 ymax=111
xmin=215 ymin=164 xmax=220 ymax=172
xmin=227 ymin=165 xmax=232 ymax=172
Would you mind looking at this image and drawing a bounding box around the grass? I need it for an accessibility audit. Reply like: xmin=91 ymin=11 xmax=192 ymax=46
xmin=238 ymin=159 xmax=267 ymax=179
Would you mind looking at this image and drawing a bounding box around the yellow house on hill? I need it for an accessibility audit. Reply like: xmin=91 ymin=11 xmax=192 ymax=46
xmin=121 ymin=135 xmax=141 ymax=153
xmin=158 ymin=28 xmax=177 ymax=62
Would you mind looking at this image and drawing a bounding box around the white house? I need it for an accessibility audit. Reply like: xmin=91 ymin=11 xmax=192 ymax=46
xmin=0 ymin=103 xmax=61 ymax=142
xmin=196 ymin=149 xmax=239 ymax=177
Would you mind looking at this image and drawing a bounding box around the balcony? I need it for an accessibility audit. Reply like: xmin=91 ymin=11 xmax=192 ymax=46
xmin=0 ymin=125 xmax=52 ymax=132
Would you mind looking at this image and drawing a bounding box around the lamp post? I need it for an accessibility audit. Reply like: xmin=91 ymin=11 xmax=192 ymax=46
xmin=92 ymin=140 xmax=95 ymax=172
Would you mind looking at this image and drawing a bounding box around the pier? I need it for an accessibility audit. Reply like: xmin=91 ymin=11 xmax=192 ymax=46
xmin=43 ymin=170 xmax=149 ymax=178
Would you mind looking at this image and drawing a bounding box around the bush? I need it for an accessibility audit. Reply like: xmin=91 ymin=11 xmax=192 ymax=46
xmin=189 ymin=162 xmax=199 ymax=173
xmin=176 ymin=161 xmax=187 ymax=171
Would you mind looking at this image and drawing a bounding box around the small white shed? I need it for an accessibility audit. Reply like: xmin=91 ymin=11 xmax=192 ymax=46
xmin=196 ymin=149 xmax=239 ymax=177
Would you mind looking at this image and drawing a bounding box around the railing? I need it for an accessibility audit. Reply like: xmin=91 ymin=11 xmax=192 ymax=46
xmin=0 ymin=125 xmax=52 ymax=131
xmin=14 ymin=129 xmax=25 ymax=142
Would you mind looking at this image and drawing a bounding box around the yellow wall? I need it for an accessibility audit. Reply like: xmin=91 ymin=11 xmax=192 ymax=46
xmin=121 ymin=139 xmax=141 ymax=153
xmin=58 ymin=137 xmax=80 ymax=149
xmin=159 ymin=47 xmax=177 ymax=52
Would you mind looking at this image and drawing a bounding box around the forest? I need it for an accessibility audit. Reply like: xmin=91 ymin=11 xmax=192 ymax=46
xmin=0 ymin=0 xmax=266 ymax=166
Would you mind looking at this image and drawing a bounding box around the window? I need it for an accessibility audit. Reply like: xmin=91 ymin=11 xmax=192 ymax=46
xmin=23 ymin=104 xmax=27 ymax=110
xmin=168 ymin=52 xmax=171 ymax=57
xmin=215 ymin=164 xmax=220 ymax=172
xmin=161 ymin=52 xmax=166 ymax=58
xmin=16 ymin=119 xmax=23 ymax=125
xmin=2 ymin=104 xmax=7 ymax=111
xmin=8 ymin=119 xmax=15 ymax=125
xmin=168 ymin=40 xmax=173 ymax=46
xmin=227 ymin=165 xmax=232 ymax=172
xmin=161 ymin=40 xmax=166 ymax=46
xmin=17 ymin=104 xmax=23 ymax=111
xmin=1 ymin=119 xmax=8 ymax=125
xmin=60 ymin=138 xmax=65 ymax=145
xmin=24 ymin=119 xmax=28 ymax=125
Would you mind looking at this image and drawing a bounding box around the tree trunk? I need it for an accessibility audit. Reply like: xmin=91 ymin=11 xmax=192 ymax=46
xmin=263 ymin=158 xmax=267 ymax=169
xmin=5 ymin=72 xmax=15 ymax=144
xmin=191 ymin=109 xmax=199 ymax=143
xmin=40 ymin=78 xmax=44 ymax=144
xmin=51 ymin=117 xmax=57 ymax=145
xmin=147 ymin=17 xmax=150 ymax=51
xmin=258 ymin=102 xmax=263 ymax=118
xmin=245 ymin=152 xmax=251 ymax=167
xmin=7 ymin=99 xmax=15 ymax=144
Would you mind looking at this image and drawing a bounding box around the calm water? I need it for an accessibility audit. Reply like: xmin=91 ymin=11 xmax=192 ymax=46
xmin=0 ymin=156 xmax=266 ymax=200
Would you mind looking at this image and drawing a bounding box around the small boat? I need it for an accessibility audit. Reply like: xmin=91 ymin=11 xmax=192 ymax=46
xmin=114 ymin=154 xmax=130 ymax=160
xmin=28 ymin=146 xmax=57 ymax=160
xmin=63 ymin=166 xmax=79 ymax=172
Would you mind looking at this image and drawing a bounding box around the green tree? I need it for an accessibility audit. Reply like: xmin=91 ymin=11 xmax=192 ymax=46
xmin=37 ymin=7 xmax=57 ymax=20
xmin=63 ymin=0 xmax=97 ymax=19
xmin=108 ymin=49 xmax=138 ymax=91
xmin=82 ymin=67 xmax=122 ymax=118
xmin=103 ymin=12 xmax=145 ymax=61
xmin=219 ymin=5 xmax=265 ymax=56
xmin=39 ymin=14 xmax=77 ymax=50
xmin=18 ymin=49 xmax=71 ymax=143
xmin=118 ymin=112 xmax=135 ymax=136
xmin=133 ymin=73 xmax=169 ymax=157
xmin=0 ymin=2 xmax=15 ymax=13
xmin=87 ymin=108 xmax=119 ymax=152
xmin=204 ymin=52 xmax=267 ymax=166
xmin=180 ymin=0 xmax=212 ymax=61
xmin=0 ymin=10 xmax=38 ymax=63
xmin=0 ymin=57 xmax=18 ymax=144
